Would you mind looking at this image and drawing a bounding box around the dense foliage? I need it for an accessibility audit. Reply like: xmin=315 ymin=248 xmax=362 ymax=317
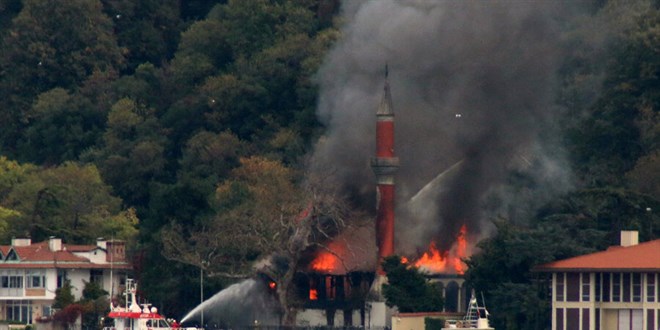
xmin=0 ymin=0 xmax=657 ymax=328
xmin=382 ymin=256 xmax=443 ymax=313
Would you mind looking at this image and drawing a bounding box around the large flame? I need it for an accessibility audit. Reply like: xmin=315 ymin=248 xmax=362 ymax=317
xmin=310 ymin=250 xmax=339 ymax=272
xmin=310 ymin=240 xmax=348 ymax=274
xmin=412 ymin=224 xmax=468 ymax=274
xmin=310 ymin=225 xmax=469 ymax=275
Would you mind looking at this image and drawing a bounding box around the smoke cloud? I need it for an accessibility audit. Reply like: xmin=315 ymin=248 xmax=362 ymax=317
xmin=310 ymin=0 xmax=579 ymax=255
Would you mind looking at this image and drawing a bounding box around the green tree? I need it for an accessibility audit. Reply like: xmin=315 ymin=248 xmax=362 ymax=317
xmin=2 ymin=162 xmax=135 ymax=243
xmin=53 ymin=280 xmax=75 ymax=309
xmin=18 ymin=88 xmax=105 ymax=165
xmin=565 ymin=5 xmax=660 ymax=187
xmin=464 ymin=222 xmax=567 ymax=330
xmin=80 ymin=281 xmax=109 ymax=330
xmin=0 ymin=0 xmax=123 ymax=155
xmin=2 ymin=0 xmax=123 ymax=90
xmin=88 ymin=98 xmax=167 ymax=207
xmin=211 ymin=0 xmax=317 ymax=58
xmin=101 ymin=0 xmax=182 ymax=72
xmin=381 ymin=255 xmax=443 ymax=313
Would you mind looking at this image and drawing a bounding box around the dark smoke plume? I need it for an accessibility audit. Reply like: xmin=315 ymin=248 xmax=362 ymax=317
xmin=310 ymin=0 xmax=578 ymax=254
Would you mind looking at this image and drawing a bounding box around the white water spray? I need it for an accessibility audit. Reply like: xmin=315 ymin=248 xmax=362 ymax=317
xmin=179 ymin=279 xmax=279 ymax=327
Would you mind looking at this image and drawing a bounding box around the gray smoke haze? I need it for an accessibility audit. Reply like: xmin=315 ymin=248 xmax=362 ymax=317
xmin=310 ymin=0 xmax=580 ymax=255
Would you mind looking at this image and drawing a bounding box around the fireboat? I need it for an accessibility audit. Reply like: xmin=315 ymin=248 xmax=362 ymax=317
xmin=441 ymin=291 xmax=494 ymax=330
xmin=104 ymin=279 xmax=179 ymax=330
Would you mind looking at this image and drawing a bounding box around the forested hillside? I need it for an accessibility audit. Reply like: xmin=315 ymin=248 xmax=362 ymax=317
xmin=0 ymin=0 xmax=657 ymax=327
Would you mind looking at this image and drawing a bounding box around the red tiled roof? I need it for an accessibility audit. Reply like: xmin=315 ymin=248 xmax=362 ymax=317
xmin=0 ymin=263 xmax=131 ymax=269
xmin=12 ymin=245 xmax=89 ymax=262
xmin=0 ymin=240 xmax=131 ymax=270
xmin=535 ymin=239 xmax=660 ymax=272
xmin=65 ymin=244 xmax=98 ymax=252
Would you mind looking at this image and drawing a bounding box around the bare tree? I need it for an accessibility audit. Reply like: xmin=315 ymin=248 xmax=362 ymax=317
xmin=161 ymin=156 xmax=362 ymax=324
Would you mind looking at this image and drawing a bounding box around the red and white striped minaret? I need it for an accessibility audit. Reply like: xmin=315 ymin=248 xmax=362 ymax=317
xmin=371 ymin=67 xmax=399 ymax=275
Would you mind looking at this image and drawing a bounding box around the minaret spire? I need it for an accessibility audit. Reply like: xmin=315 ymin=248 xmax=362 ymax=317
xmin=371 ymin=66 xmax=399 ymax=275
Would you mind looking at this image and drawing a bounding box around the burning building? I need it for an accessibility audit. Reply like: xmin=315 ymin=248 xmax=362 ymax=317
xmin=292 ymin=71 xmax=471 ymax=327
xmin=291 ymin=0 xmax=574 ymax=326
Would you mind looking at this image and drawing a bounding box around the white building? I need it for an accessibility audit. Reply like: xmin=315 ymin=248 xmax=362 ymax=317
xmin=0 ymin=237 xmax=130 ymax=324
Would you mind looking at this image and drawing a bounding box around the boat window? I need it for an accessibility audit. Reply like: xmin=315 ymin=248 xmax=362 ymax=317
xmin=158 ymin=320 xmax=170 ymax=328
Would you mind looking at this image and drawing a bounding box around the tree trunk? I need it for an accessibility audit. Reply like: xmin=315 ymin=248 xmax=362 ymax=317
xmin=278 ymin=256 xmax=298 ymax=326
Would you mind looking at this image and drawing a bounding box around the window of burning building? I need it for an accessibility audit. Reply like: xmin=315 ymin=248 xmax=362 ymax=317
xmin=294 ymin=272 xmax=374 ymax=308
xmin=445 ymin=281 xmax=459 ymax=312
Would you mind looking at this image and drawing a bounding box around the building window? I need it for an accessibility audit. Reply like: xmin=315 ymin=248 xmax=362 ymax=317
xmin=2 ymin=275 xmax=24 ymax=288
xmin=90 ymin=269 xmax=103 ymax=285
xmin=602 ymin=273 xmax=610 ymax=301
xmin=567 ymin=273 xmax=580 ymax=301
xmin=581 ymin=273 xmax=590 ymax=301
xmin=622 ymin=273 xmax=631 ymax=302
xmin=556 ymin=308 xmax=564 ymax=330
xmin=325 ymin=276 xmax=335 ymax=300
xmin=595 ymin=273 xmax=601 ymax=301
xmin=6 ymin=250 xmax=18 ymax=261
xmin=648 ymin=273 xmax=656 ymax=303
xmin=632 ymin=273 xmax=641 ymax=302
xmin=57 ymin=270 xmax=67 ymax=288
xmin=27 ymin=271 xmax=46 ymax=288
xmin=556 ymin=273 xmax=565 ymax=301
xmin=612 ymin=273 xmax=621 ymax=302
xmin=6 ymin=300 xmax=32 ymax=323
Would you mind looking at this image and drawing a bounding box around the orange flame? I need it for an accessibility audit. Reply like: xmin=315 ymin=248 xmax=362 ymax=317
xmin=309 ymin=288 xmax=318 ymax=300
xmin=412 ymin=224 xmax=468 ymax=274
xmin=310 ymin=240 xmax=347 ymax=274
xmin=311 ymin=251 xmax=339 ymax=272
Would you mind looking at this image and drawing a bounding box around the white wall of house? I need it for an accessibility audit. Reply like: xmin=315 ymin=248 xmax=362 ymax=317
xmin=74 ymin=248 xmax=107 ymax=264
xmin=43 ymin=269 xmax=58 ymax=301
xmin=66 ymin=269 xmax=90 ymax=301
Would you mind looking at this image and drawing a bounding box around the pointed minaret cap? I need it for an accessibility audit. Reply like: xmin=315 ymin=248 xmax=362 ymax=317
xmin=377 ymin=64 xmax=394 ymax=116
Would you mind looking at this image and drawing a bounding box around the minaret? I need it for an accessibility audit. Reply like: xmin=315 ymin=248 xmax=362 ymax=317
xmin=370 ymin=67 xmax=399 ymax=275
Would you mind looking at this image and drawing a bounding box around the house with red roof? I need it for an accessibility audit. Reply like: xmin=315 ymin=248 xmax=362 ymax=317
xmin=0 ymin=237 xmax=131 ymax=324
xmin=535 ymin=231 xmax=660 ymax=330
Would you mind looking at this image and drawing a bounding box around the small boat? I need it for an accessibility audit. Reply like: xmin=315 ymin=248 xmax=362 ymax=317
xmin=104 ymin=279 xmax=179 ymax=330
xmin=442 ymin=291 xmax=494 ymax=330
